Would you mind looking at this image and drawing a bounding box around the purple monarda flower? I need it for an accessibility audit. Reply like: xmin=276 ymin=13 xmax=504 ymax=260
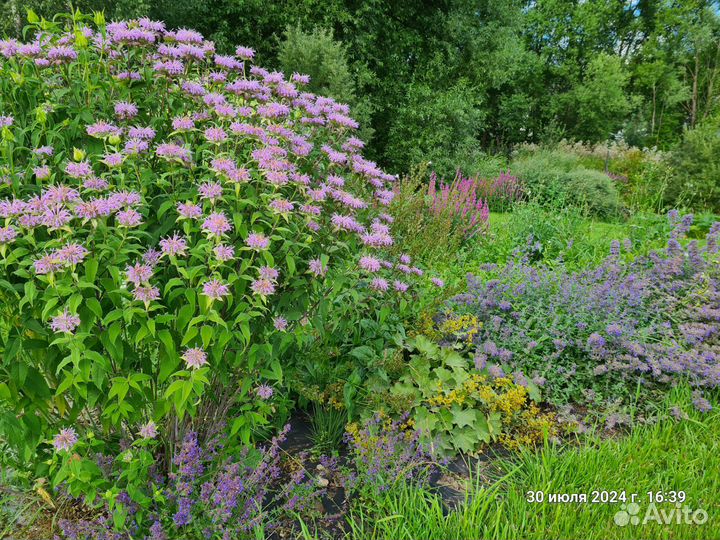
xmin=394 ymin=280 xmax=408 ymax=292
xmin=177 ymin=201 xmax=202 ymax=219
xmin=359 ymin=256 xmax=381 ymax=272
xmin=156 ymin=143 xmax=191 ymax=163
xmin=65 ymin=161 xmax=93 ymax=178
xmin=198 ymin=182 xmax=223 ymax=201
xmin=56 ymin=244 xmax=88 ymax=265
xmin=53 ymin=428 xmax=78 ymax=451
xmin=371 ymin=277 xmax=388 ymax=292
xmin=117 ymin=209 xmax=143 ymax=227
xmin=431 ymin=277 xmax=445 ymax=288
xmin=33 ymin=165 xmax=51 ymax=179
xmin=172 ymin=116 xmax=195 ymax=131
xmin=124 ymin=138 xmax=149 ymax=154
xmin=83 ymin=177 xmax=109 ymax=190
xmin=139 ymin=421 xmax=158 ymax=439
xmin=86 ymin=121 xmax=122 ymax=138
xmin=273 ymin=317 xmax=288 ymax=331
xmin=255 ymin=384 xmax=274 ymax=399
xmin=182 ymin=348 xmax=208 ymax=369
xmin=269 ymin=199 xmax=294 ymax=213
xmin=251 ymin=278 xmax=275 ymax=296
xmin=202 ymin=212 xmax=232 ymax=236
xmin=0 ymin=226 xmax=17 ymax=244
xmin=34 ymin=145 xmax=54 ymax=156
xmin=259 ymin=266 xmax=279 ymax=281
xmin=213 ymin=244 xmax=235 ymax=262
xmin=128 ymin=126 xmax=156 ymax=140
xmin=202 ymin=279 xmax=229 ymax=300
xmin=50 ymin=310 xmax=81 ymax=334
xmin=204 ymin=127 xmax=227 ymax=143
xmin=235 ymin=46 xmax=255 ymax=59
xmin=126 ymin=263 xmax=153 ymax=286
xmin=114 ymin=101 xmax=138 ymax=120
xmin=160 ymin=233 xmax=188 ymax=256
xmin=247 ymin=233 xmax=269 ymax=250
xmin=309 ymin=258 xmax=327 ymax=277
xmin=102 ymin=153 xmax=124 ymax=167
xmin=133 ymin=286 xmax=160 ymax=305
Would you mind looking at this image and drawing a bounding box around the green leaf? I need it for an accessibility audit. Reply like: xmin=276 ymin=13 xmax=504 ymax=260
xmin=450 ymin=406 xmax=476 ymax=429
xmin=474 ymin=411 xmax=491 ymax=443
xmin=285 ymin=253 xmax=296 ymax=276
xmin=452 ymin=426 xmax=480 ymax=454
xmin=200 ymin=325 xmax=214 ymax=348
xmin=413 ymin=405 xmax=437 ymax=433
xmin=85 ymin=258 xmax=99 ymax=283
xmin=443 ymin=350 xmax=467 ymax=370
xmin=4 ymin=337 xmax=22 ymax=362
xmin=86 ymin=297 xmax=103 ymax=319
xmin=412 ymin=335 xmax=439 ymax=359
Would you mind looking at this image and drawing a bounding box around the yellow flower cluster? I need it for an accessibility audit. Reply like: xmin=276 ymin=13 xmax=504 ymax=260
xmin=427 ymin=373 xmax=557 ymax=451
xmin=438 ymin=314 xmax=483 ymax=344
xmin=500 ymin=405 xmax=557 ymax=450
xmin=346 ymin=413 xmax=417 ymax=455
xmin=427 ymin=373 xmax=489 ymax=407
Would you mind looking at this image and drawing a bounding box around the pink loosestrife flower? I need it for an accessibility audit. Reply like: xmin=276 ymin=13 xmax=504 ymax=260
xmin=427 ymin=171 xmax=490 ymax=240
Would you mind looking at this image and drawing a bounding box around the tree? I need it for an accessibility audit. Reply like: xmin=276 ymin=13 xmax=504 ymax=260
xmin=559 ymin=53 xmax=634 ymax=142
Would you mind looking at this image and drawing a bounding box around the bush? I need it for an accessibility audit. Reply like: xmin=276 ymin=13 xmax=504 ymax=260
xmin=388 ymin=165 xmax=489 ymax=264
xmin=0 ymin=13 xmax=440 ymax=481
xmin=511 ymin=149 xmax=623 ymax=218
xmin=563 ymin=168 xmax=622 ymax=219
xmin=385 ymin=80 xmax=484 ymax=176
xmin=666 ymin=117 xmax=720 ymax=211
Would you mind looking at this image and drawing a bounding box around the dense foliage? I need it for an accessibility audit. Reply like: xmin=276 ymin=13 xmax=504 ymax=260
xmin=0 ymin=13 xmax=442 ymax=478
xmin=2 ymin=1 xmax=719 ymax=182
xmin=436 ymin=212 xmax=719 ymax=409
xmin=1 ymin=4 xmax=719 ymax=540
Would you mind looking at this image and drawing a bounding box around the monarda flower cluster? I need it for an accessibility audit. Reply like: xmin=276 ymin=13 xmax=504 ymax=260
xmin=0 ymin=16 xmax=443 ymax=472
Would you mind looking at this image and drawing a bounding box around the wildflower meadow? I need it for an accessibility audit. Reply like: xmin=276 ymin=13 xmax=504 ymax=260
xmin=0 ymin=6 xmax=719 ymax=540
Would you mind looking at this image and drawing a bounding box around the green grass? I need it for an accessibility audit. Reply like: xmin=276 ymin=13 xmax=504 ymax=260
xmin=345 ymin=386 xmax=720 ymax=540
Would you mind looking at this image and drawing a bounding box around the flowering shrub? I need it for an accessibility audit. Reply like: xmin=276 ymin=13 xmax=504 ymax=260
xmin=389 ymin=165 xmax=489 ymax=263
xmin=437 ymin=212 xmax=720 ymax=409
xmin=0 ymin=13 xmax=438 ymax=472
xmin=427 ymin=172 xmax=490 ymax=240
xmin=467 ymin=170 xmax=523 ymax=212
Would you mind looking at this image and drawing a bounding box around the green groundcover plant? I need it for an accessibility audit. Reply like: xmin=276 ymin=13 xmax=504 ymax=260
xmin=0 ymin=11 xmax=443 ymax=479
